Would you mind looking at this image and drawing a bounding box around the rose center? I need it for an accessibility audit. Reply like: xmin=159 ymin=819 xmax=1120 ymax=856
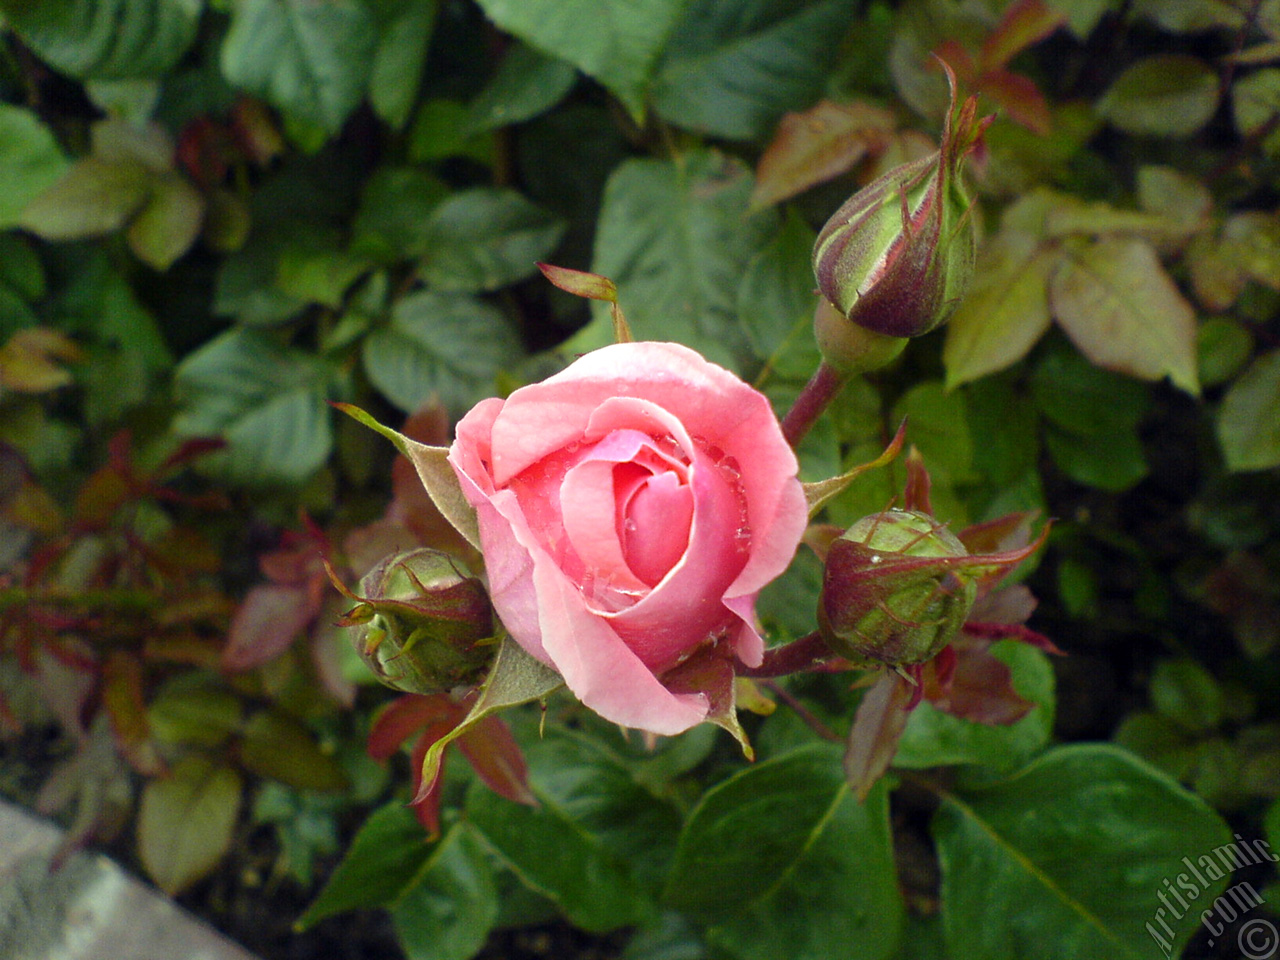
xmin=619 ymin=467 xmax=694 ymax=587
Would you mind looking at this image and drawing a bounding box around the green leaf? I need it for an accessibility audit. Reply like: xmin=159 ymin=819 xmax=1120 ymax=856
xmin=665 ymin=746 xmax=903 ymax=960
xmin=652 ymin=0 xmax=857 ymax=141
xmin=471 ymin=0 xmax=686 ymax=120
xmin=1096 ymin=55 xmax=1219 ymax=138
xmin=1049 ymin=237 xmax=1199 ymax=395
xmin=1218 ymin=349 xmax=1280 ymax=472
xmin=1044 ymin=424 xmax=1148 ymax=492
xmin=237 ymin=711 xmax=348 ymax=791
xmin=1233 ymin=68 xmax=1280 ymax=139
xmin=890 ymin=381 xmax=977 ymax=486
xmin=1030 ymin=344 xmax=1150 ymax=437
xmin=369 ymin=0 xmax=438 ymax=130
xmin=362 ymin=290 xmax=523 ymax=415
xmin=352 ymin=166 xmax=449 ymax=262
xmin=0 ymin=105 xmax=71 ymax=229
xmin=1149 ymin=659 xmax=1223 ymax=734
xmin=737 ymin=210 xmax=820 ymax=372
xmin=943 ymin=239 xmax=1056 ymax=390
xmin=1197 ymin=317 xmax=1253 ymax=389
xmin=467 ymin=42 xmax=578 ymax=133
xmin=575 ymin=151 xmax=779 ymax=370
xmin=895 ymin=641 xmax=1055 ymax=774
xmin=417 ymin=188 xmax=566 ymax=293
xmin=0 ymin=0 xmax=203 ymax=80
xmin=467 ymin=730 xmax=669 ymax=933
xmin=126 ymin=172 xmax=205 ymax=270
xmin=392 ymin=825 xmax=500 ymax=960
xmin=275 ymin=233 xmax=372 ymax=308
xmin=147 ymin=675 xmax=243 ymax=748
xmin=172 ymin=327 xmax=334 ymax=485
xmin=298 ymin=801 xmax=436 ymax=929
xmin=221 ymin=0 xmax=378 ymax=134
xmin=417 ymin=637 xmax=562 ymax=804
xmin=934 ymin=744 xmax=1232 ymax=960
xmin=18 ymin=158 xmax=153 ymax=240
xmin=137 ymin=755 xmax=242 ymax=895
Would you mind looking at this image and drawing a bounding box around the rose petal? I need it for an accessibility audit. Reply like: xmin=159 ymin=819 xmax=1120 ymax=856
xmin=623 ymin=470 xmax=693 ymax=587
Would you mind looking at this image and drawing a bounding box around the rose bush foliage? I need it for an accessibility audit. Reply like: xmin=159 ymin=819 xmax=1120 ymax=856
xmin=449 ymin=341 xmax=806 ymax=733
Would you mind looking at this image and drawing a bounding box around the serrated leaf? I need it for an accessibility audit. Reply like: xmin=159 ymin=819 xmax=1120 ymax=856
xmin=664 ymin=746 xmax=903 ymax=960
xmin=298 ymin=801 xmax=435 ymax=929
xmin=221 ymin=0 xmax=378 ymax=134
xmin=467 ymin=730 xmax=671 ymax=932
xmin=138 ymin=755 xmax=242 ymax=895
xmin=575 ymin=151 xmax=779 ymax=370
xmin=1218 ymin=349 xmax=1280 ymax=471
xmin=1096 ymin=55 xmax=1219 ymax=138
xmin=0 ymin=105 xmax=71 ymax=229
xmin=934 ymin=744 xmax=1232 ymax=960
xmin=0 ymin=0 xmax=203 ymax=80
xmin=172 ymin=327 xmax=334 ymax=485
xmin=1049 ymin=237 xmax=1199 ymax=395
xmin=392 ymin=824 xmax=499 ymax=960
xmin=362 ymin=290 xmax=523 ymax=415
xmin=472 ymin=0 xmax=685 ymax=120
xmin=653 ymin=0 xmax=859 ymax=141
xmin=417 ymin=188 xmax=565 ymax=293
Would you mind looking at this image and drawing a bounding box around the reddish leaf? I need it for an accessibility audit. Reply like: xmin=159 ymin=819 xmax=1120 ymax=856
xmin=409 ymin=727 xmax=447 ymax=836
xmin=980 ymin=0 xmax=1065 ymax=70
xmin=751 ymin=100 xmax=897 ymax=210
xmin=976 ymin=68 xmax=1052 ymax=136
xmin=101 ymin=652 xmax=164 ymax=776
xmin=926 ymin=641 xmax=1033 ymax=724
xmin=844 ymin=670 xmax=915 ymax=800
xmin=957 ymin=512 xmax=1035 ymax=557
xmin=367 ymin=694 xmax=467 ymax=761
xmin=457 ymin=714 xmax=536 ymax=808
xmin=222 ymin=583 xmax=317 ymax=671
xmin=902 ymin=447 xmax=933 ymax=515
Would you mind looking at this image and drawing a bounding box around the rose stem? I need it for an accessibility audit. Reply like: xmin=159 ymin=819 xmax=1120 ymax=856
xmin=736 ymin=630 xmax=833 ymax=678
xmin=780 ymin=361 xmax=848 ymax=448
xmin=760 ymin=680 xmax=843 ymax=743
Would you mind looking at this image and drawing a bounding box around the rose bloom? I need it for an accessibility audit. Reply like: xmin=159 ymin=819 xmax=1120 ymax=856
xmin=449 ymin=342 xmax=807 ymax=734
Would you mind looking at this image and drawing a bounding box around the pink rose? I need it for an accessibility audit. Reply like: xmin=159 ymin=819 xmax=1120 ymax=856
xmin=448 ymin=342 xmax=808 ymax=734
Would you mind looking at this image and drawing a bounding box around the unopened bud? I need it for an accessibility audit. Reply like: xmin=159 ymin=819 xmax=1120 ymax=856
xmin=343 ymin=549 xmax=495 ymax=694
xmin=818 ymin=509 xmax=977 ymax=666
xmin=812 ymin=66 xmax=989 ymax=340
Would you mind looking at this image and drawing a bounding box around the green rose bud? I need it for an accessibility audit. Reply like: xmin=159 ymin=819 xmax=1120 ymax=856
xmin=343 ymin=549 xmax=495 ymax=694
xmin=818 ymin=509 xmax=978 ymax=666
xmin=812 ymin=65 xmax=990 ymax=341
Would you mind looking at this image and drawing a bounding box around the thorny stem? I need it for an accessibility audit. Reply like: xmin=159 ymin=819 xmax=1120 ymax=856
xmin=736 ymin=630 xmax=834 ymax=678
xmin=780 ymin=361 xmax=848 ymax=448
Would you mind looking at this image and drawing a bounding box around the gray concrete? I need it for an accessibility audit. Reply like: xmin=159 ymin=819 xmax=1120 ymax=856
xmin=0 ymin=800 xmax=263 ymax=960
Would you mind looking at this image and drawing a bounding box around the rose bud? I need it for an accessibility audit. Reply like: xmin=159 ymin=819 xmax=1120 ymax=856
xmin=811 ymin=66 xmax=991 ymax=340
xmin=343 ymin=548 xmax=496 ymax=694
xmin=818 ymin=509 xmax=978 ymax=666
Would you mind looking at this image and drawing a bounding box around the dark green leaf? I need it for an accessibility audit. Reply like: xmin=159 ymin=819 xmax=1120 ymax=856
xmin=370 ymin=0 xmax=438 ymax=129
xmin=575 ymin=151 xmax=779 ymax=371
xmin=653 ymin=0 xmax=858 ymax=140
xmin=738 ymin=210 xmax=820 ymax=376
xmin=467 ymin=730 xmax=663 ymax=932
xmin=934 ymin=744 xmax=1233 ymax=960
xmin=237 ymin=711 xmax=348 ymax=791
xmin=172 ymin=327 xmax=334 ymax=485
xmin=0 ymin=0 xmax=203 ymax=80
xmin=468 ymin=43 xmax=578 ymax=132
xmin=1030 ymin=345 xmax=1149 ymax=437
xmin=221 ymin=0 xmax=378 ymax=133
xmin=298 ymin=801 xmax=435 ymax=929
xmin=392 ymin=825 xmax=500 ymax=960
xmin=471 ymin=0 xmax=686 ymax=119
xmin=417 ymin=188 xmax=565 ymax=293
xmin=362 ymin=290 xmax=523 ymax=415
xmin=1044 ymin=424 xmax=1148 ymax=492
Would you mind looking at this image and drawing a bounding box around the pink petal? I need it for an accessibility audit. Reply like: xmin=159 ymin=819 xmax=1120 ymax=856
xmin=623 ymin=470 xmax=693 ymax=587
